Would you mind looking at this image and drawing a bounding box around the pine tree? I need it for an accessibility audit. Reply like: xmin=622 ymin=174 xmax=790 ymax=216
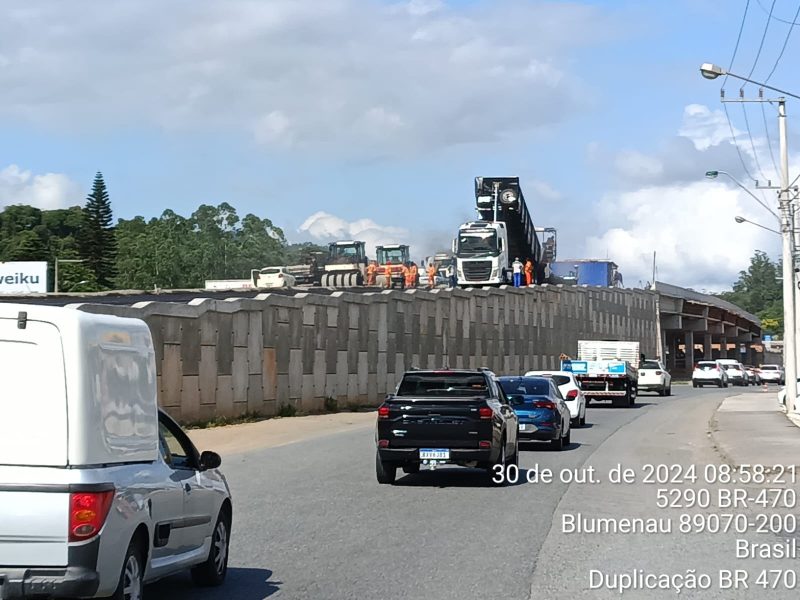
xmin=79 ymin=172 xmax=117 ymax=288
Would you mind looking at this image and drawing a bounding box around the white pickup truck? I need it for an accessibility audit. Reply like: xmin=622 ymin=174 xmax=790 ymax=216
xmin=0 ymin=304 xmax=232 ymax=599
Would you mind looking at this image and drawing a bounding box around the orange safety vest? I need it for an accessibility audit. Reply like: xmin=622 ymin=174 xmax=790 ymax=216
xmin=384 ymin=264 xmax=392 ymax=277
xmin=367 ymin=263 xmax=376 ymax=275
xmin=427 ymin=265 xmax=436 ymax=279
xmin=524 ymin=261 xmax=533 ymax=274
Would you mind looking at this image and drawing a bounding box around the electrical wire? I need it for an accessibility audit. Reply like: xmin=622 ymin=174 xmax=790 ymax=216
xmin=741 ymin=102 xmax=771 ymax=182
xmin=724 ymin=102 xmax=757 ymax=183
xmin=744 ymin=0 xmax=776 ymax=83
xmin=756 ymin=0 xmax=800 ymax=25
xmin=722 ymin=0 xmax=751 ymax=88
xmin=760 ymin=101 xmax=780 ymax=180
xmin=765 ymin=2 xmax=800 ymax=84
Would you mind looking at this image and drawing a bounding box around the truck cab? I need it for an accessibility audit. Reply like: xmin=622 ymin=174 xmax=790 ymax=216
xmin=375 ymin=244 xmax=411 ymax=288
xmin=453 ymin=221 xmax=509 ymax=286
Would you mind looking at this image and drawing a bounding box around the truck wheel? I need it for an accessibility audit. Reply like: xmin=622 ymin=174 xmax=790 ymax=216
xmin=191 ymin=507 xmax=231 ymax=586
xmin=109 ymin=539 xmax=144 ymax=600
xmin=376 ymin=451 xmax=396 ymax=484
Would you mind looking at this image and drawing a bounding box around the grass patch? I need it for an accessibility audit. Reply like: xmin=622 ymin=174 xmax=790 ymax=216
xmin=324 ymin=396 xmax=339 ymax=413
xmin=185 ymin=411 xmax=265 ymax=430
xmin=277 ymin=403 xmax=298 ymax=418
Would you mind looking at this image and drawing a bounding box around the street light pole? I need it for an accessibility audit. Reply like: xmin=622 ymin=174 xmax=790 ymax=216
xmin=699 ymin=63 xmax=798 ymax=411
xmin=734 ymin=215 xmax=781 ymax=235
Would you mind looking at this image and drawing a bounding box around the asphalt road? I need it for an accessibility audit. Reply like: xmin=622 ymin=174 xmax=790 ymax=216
xmin=149 ymin=385 xmax=799 ymax=600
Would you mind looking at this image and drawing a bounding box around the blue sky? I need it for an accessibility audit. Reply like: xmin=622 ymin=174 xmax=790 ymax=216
xmin=1 ymin=0 xmax=797 ymax=290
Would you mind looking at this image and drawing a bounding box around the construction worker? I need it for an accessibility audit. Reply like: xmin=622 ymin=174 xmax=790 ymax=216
xmin=524 ymin=258 xmax=533 ymax=286
xmin=408 ymin=262 xmax=418 ymax=288
xmin=427 ymin=261 xmax=437 ymax=289
xmin=512 ymin=257 xmax=523 ymax=287
xmin=384 ymin=260 xmax=393 ymax=288
xmin=403 ymin=263 xmax=411 ymax=288
xmin=366 ymin=260 xmax=377 ymax=286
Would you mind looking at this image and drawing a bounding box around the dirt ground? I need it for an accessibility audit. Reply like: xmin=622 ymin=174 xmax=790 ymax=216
xmin=185 ymin=411 xmax=376 ymax=456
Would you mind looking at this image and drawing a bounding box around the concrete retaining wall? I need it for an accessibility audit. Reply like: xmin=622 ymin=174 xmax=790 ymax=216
xmin=75 ymin=285 xmax=659 ymax=423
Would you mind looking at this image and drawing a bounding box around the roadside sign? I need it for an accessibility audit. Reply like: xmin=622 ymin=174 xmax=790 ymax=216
xmin=0 ymin=261 xmax=47 ymax=294
xmin=764 ymin=335 xmax=773 ymax=342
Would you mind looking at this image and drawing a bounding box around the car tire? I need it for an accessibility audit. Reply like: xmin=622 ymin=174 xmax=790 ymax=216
xmin=191 ymin=508 xmax=231 ymax=587
xmin=507 ymin=437 xmax=519 ymax=467
xmin=580 ymin=411 xmax=586 ymax=427
xmin=665 ymin=384 xmax=671 ymax=396
xmin=376 ymin=451 xmax=397 ymax=484
xmin=109 ymin=539 xmax=144 ymax=600
xmin=402 ymin=463 xmax=420 ymax=475
xmin=488 ymin=437 xmax=508 ymax=486
xmin=550 ymin=425 xmax=565 ymax=451
xmin=693 ymin=382 xmax=698 ymax=388
xmin=564 ymin=427 xmax=571 ymax=446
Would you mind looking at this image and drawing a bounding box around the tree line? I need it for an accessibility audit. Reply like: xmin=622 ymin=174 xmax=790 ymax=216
xmin=716 ymin=250 xmax=782 ymax=337
xmin=0 ymin=172 xmax=324 ymax=292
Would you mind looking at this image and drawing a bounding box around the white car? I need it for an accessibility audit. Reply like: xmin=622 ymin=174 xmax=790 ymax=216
xmin=760 ymin=364 xmax=785 ymax=385
xmin=777 ymin=378 xmax=800 ymax=407
xmin=0 ymin=304 xmax=232 ymax=599
xmin=524 ymin=370 xmax=587 ymax=427
xmin=254 ymin=266 xmax=296 ymax=288
xmin=637 ymin=359 xmax=672 ymax=396
xmin=692 ymin=360 xmax=728 ymax=388
xmin=718 ymin=359 xmax=747 ymax=386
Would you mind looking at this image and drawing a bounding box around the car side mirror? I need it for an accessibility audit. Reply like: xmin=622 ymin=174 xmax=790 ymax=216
xmin=199 ymin=450 xmax=222 ymax=471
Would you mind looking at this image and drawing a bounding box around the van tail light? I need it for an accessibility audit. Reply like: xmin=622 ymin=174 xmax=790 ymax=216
xmin=478 ymin=441 xmax=491 ymax=449
xmin=277 ymin=273 xmax=283 ymax=278
xmin=655 ymin=371 xmax=662 ymax=375
xmin=478 ymin=407 xmax=493 ymax=419
xmin=533 ymin=400 xmax=556 ymax=410
xmin=566 ymin=390 xmax=578 ymax=400
xmin=69 ymin=490 xmax=114 ymax=542
xmin=378 ymin=405 xmax=390 ymax=419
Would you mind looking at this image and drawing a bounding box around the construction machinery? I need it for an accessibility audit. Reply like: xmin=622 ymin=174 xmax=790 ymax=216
xmin=319 ymin=241 xmax=368 ymax=287
xmin=285 ymin=251 xmax=327 ymax=285
xmin=375 ymin=244 xmax=412 ymax=288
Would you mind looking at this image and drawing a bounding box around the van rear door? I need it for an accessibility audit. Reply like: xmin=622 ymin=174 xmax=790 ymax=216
xmin=0 ymin=316 xmax=68 ymax=466
xmin=0 ymin=316 xmax=70 ymax=567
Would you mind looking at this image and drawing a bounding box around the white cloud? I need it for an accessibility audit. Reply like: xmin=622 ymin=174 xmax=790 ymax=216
xmin=0 ymin=0 xmax=612 ymax=157
xmin=585 ymin=182 xmax=780 ymax=292
xmin=526 ymin=179 xmax=562 ymax=202
xmin=298 ymin=210 xmax=449 ymax=261
xmin=0 ymin=164 xmax=81 ymax=210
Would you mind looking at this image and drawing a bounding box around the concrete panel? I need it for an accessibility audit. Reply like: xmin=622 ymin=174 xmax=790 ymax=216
xmin=162 ymin=344 xmax=183 ymax=408
xmin=232 ymin=347 xmax=249 ymax=403
xmin=180 ymin=376 xmax=200 ymax=422
xmin=199 ymin=346 xmax=217 ymax=406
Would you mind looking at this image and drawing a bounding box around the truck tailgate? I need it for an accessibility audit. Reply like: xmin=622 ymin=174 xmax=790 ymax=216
xmin=380 ymin=398 xmax=490 ymax=448
xmin=0 ymin=491 xmax=69 ymax=567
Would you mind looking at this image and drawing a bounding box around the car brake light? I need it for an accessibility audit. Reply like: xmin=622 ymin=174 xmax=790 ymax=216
xmin=478 ymin=407 xmax=493 ymax=419
xmin=693 ymin=363 xmax=698 ymax=370
xmin=479 ymin=441 xmax=491 ymax=448
xmin=378 ymin=439 xmax=389 ymax=448
xmin=277 ymin=273 xmax=283 ymax=278
xmin=378 ymin=406 xmax=390 ymax=419
xmin=533 ymin=400 xmax=556 ymax=410
xmin=566 ymin=390 xmax=578 ymax=400
xmin=655 ymin=371 xmax=662 ymax=375
xmin=69 ymin=490 xmax=114 ymax=542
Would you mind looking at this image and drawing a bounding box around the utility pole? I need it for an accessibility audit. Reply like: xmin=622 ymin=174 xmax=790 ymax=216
xmin=699 ymin=63 xmax=800 ymax=411
xmin=778 ymin=99 xmax=798 ymax=411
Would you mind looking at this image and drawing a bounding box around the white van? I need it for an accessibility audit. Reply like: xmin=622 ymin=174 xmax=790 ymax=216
xmin=0 ymin=304 xmax=232 ymax=599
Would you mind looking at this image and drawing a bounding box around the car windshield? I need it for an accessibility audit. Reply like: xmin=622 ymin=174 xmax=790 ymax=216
xmin=761 ymin=365 xmax=779 ymax=371
xmin=457 ymin=231 xmax=498 ymax=257
xmin=377 ymin=248 xmax=406 ymax=263
xmin=642 ymin=361 xmax=661 ymax=369
xmin=697 ymin=362 xmax=716 ymax=368
xmin=498 ymin=378 xmax=551 ymax=396
xmin=260 ymin=268 xmax=281 ymax=275
xmin=396 ymin=373 xmax=489 ymax=397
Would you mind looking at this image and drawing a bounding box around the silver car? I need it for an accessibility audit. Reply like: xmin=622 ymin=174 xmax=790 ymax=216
xmin=0 ymin=304 xmax=232 ymax=599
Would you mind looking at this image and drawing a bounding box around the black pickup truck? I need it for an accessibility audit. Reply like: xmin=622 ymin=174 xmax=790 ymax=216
xmin=375 ymin=369 xmax=519 ymax=484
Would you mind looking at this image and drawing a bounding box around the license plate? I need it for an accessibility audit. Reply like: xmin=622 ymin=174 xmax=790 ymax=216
xmin=519 ymin=424 xmax=538 ymax=432
xmin=420 ymin=448 xmax=449 ymax=460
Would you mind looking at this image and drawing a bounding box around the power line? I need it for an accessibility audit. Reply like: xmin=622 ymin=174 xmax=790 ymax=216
xmin=756 ymin=0 xmax=800 ymax=25
xmin=763 ymin=1 xmax=800 ymax=83
xmin=760 ymin=101 xmax=780 ymax=179
xmin=723 ymin=102 xmax=757 ymax=183
xmin=723 ymin=0 xmax=751 ymax=88
xmin=740 ymin=102 xmax=770 ymax=182
xmin=743 ymin=0 xmax=776 ymax=83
